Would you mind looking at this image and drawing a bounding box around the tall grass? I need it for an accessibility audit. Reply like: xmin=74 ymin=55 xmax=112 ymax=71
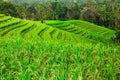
xmin=0 ymin=39 xmax=119 ymax=80
xmin=0 ymin=14 xmax=119 ymax=80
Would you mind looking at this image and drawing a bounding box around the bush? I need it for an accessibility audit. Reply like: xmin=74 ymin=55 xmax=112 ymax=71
xmin=114 ymin=30 xmax=120 ymax=43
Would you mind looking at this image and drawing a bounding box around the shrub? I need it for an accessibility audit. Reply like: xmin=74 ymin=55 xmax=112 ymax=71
xmin=114 ymin=29 xmax=120 ymax=43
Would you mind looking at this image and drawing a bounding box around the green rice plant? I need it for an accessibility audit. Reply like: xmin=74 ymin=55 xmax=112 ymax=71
xmin=0 ymin=39 xmax=119 ymax=80
xmin=20 ymin=24 xmax=36 ymax=37
xmin=0 ymin=18 xmax=21 ymax=29
xmin=0 ymin=21 xmax=28 ymax=37
xmin=0 ymin=16 xmax=12 ymax=23
xmin=3 ymin=20 xmax=34 ymax=39
xmin=0 ymin=14 xmax=119 ymax=80
xmin=0 ymin=14 xmax=5 ymax=17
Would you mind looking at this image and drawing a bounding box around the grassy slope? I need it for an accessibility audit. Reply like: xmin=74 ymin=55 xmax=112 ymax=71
xmin=0 ymin=14 xmax=120 ymax=80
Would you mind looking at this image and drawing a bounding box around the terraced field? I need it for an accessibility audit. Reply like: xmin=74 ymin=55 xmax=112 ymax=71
xmin=0 ymin=15 xmax=78 ymax=42
xmin=46 ymin=20 xmax=115 ymax=42
xmin=0 ymin=14 xmax=120 ymax=80
xmin=0 ymin=14 xmax=115 ymax=43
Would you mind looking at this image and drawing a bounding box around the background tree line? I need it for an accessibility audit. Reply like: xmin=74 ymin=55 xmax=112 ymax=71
xmin=0 ymin=0 xmax=120 ymax=30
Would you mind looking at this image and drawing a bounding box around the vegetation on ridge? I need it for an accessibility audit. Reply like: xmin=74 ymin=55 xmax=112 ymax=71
xmin=0 ymin=0 xmax=120 ymax=30
xmin=0 ymin=0 xmax=120 ymax=79
xmin=0 ymin=14 xmax=120 ymax=80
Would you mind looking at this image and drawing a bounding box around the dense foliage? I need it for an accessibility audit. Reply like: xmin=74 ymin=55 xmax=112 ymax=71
xmin=0 ymin=39 xmax=120 ymax=80
xmin=114 ymin=29 xmax=120 ymax=43
xmin=0 ymin=2 xmax=120 ymax=79
xmin=0 ymin=0 xmax=120 ymax=30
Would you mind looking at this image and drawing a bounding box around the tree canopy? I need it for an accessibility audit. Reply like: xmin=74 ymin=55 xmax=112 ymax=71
xmin=1 ymin=0 xmax=120 ymax=30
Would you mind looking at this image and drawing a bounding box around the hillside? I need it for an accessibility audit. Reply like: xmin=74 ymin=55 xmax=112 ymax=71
xmin=1 ymin=0 xmax=120 ymax=30
xmin=0 ymin=14 xmax=115 ymax=43
xmin=0 ymin=0 xmax=120 ymax=79
xmin=0 ymin=14 xmax=120 ymax=80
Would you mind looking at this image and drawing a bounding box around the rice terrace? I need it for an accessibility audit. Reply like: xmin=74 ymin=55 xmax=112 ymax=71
xmin=0 ymin=0 xmax=120 ymax=80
